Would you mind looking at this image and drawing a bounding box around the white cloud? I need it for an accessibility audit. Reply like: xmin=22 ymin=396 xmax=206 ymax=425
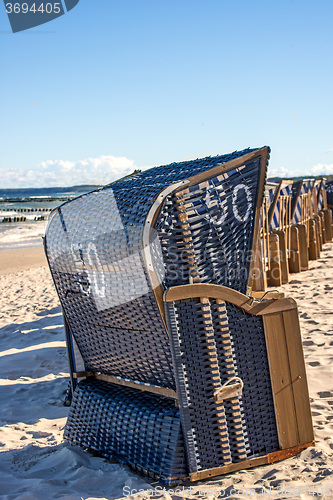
xmin=267 ymin=166 xmax=289 ymax=178
xmin=2 ymin=155 xmax=146 ymax=188
xmin=268 ymin=163 xmax=333 ymax=178
xmin=310 ymin=163 xmax=333 ymax=176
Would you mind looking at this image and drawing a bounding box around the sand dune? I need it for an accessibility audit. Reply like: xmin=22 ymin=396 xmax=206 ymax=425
xmin=0 ymin=246 xmax=332 ymax=499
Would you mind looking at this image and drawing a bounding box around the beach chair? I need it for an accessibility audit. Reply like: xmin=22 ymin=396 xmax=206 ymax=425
xmin=291 ymin=179 xmax=314 ymax=270
xmin=326 ymin=180 xmax=333 ymax=239
xmin=44 ymin=147 xmax=314 ymax=484
xmin=267 ymin=181 xmax=293 ymax=283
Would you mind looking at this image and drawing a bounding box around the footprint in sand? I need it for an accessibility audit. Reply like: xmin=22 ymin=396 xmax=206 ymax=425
xmin=318 ymin=391 xmax=333 ymax=399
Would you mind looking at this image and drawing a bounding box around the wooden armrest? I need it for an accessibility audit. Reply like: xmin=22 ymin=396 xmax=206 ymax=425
xmin=164 ymin=283 xmax=296 ymax=316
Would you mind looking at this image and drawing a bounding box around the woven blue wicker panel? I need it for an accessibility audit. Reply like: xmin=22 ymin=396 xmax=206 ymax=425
xmin=327 ymin=181 xmax=333 ymax=206
xmin=103 ymin=148 xmax=257 ymax=228
xmin=64 ymin=379 xmax=188 ymax=483
xmin=165 ymin=297 xmax=279 ymax=473
xmin=221 ymin=303 xmax=279 ymax=456
xmin=153 ymin=157 xmax=262 ymax=295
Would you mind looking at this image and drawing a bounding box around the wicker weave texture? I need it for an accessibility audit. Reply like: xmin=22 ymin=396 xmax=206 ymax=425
xmin=327 ymin=181 xmax=333 ymax=206
xmin=64 ymin=379 xmax=188 ymax=483
xmin=154 ymin=158 xmax=262 ymax=295
xmin=166 ymin=297 xmax=279 ymax=473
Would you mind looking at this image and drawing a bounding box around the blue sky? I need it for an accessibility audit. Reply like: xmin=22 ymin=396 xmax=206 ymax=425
xmin=1 ymin=0 xmax=333 ymax=187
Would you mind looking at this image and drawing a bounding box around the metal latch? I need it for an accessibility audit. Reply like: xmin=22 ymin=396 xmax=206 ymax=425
xmin=214 ymin=376 xmax=244 ymax=403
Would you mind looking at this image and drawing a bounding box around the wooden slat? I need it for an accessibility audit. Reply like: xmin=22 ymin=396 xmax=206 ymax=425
xmin=323 ymin=209 xmax=333 ymax=241
xmin=189 ymin=441 xmax=314 ymax=482
xmin=263 ymin=313 xmax=299 ymax=449
xmin=289 ymin=225 xmax=301 ymax=273
xmin=273 ymin=230 xmax=289 ymax=283
xmin=247 ymin=147 xmax=270 ymax=294
xmin=268 ymin=441 xmax=314 ymax=464
xmin=174 ymin=189 xmax=200 ymax=283
xmin=282 ymin=308 xmax=314 ymax=444
xmin=296 ymin=223 xmax=309 ymax=270
xmin=266 ymin=233 xmax=282 ymax=287
xmin=308 ymin=219 xmax=319 ymax=260
xmin=72 ymin=372 xmax=178 ymax=400
xmin=314 ymin=214 xmax=323 ymax=251
xmin=189 ymin=455 xmax=269 ymax=481
xmin=186 ymin=147 xmax=269 ymax=188
xmin=319 ymin=212 xmax=327 ymax=243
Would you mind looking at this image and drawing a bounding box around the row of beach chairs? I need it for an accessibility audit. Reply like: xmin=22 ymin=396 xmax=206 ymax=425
xmin=253 ymin=178 xmax=332 ymax=291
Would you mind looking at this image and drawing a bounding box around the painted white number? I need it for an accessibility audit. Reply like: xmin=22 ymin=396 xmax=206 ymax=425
xmin=70 ymin=243 xmax=91 ymax=296
xmin=232 ymin=184 xmax=252 ymax=223
xmin=87 ymin=242 xmax=106 ymax=298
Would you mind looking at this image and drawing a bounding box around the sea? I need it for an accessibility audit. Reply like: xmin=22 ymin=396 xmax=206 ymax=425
xmin=0 ymin=186 xmax=100 ymax=250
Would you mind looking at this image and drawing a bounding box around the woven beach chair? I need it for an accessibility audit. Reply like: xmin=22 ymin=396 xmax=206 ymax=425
xmin=44 ymin=147 xmax=314 ymax=484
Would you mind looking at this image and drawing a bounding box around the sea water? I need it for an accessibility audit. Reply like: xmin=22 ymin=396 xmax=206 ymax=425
xmin=0 ymin=186 xmax=99 ymax=250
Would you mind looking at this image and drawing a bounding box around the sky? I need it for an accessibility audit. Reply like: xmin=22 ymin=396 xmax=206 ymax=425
xmin=1 ymin=0 xmax=333 ymax=188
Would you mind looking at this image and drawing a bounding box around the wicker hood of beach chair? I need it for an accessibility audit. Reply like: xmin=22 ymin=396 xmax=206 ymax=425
xmin=44 ymin=146 xmax=314 ymax=484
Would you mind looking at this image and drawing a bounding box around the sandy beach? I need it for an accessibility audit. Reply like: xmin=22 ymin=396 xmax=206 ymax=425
xmin=0 ymin=244 xmax=332 ymax=500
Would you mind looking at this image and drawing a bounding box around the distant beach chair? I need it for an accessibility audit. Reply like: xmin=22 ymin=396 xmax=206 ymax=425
xmin=265 ymin=181 xmax=294 ymax=284
xmin=45 ymin=147 xmax=313 ymax=484
xmin=290 ymin=179 xmax=314 ymax=270
xmin=326 ymin=180 xmax=333 ymax=238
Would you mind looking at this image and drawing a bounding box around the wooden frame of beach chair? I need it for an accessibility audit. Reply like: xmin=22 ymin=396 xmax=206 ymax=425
xmin=291 ymin=180 xmax=315 ymax=271
xmin=325 ymin=180 xmax=333 ymax=240
xmin=44 ymin=146 xmax=314 ymax=484
xmin=317 ymin=179 xmax=332 ymax=243
xmin=310 ymin=180 xmax=326 ymax=257
xmin=266 ymin=181 xmax=293 ymax=285
xmin=252 ymin=183 xmax=281 ymax=292
xmin=251 ymin=196 xmax=270 ymax=292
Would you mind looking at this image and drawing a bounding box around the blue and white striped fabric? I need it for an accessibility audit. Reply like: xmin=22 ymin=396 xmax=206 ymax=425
xmin=270 ymin=182 xmax=293 ymax=231
xmin=312 ymin=180 xmax=322 ymax=213
xmin=292 ymin=179 xmax=312 ymax=224
xmin=265 ymin=183 xmax=278 ymax=221
xmin=317 ymin=179 xmax=326 ymax=211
